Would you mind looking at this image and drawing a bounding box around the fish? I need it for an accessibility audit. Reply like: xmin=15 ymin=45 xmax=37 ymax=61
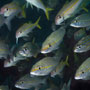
xmin=51 ymin=56 xmax=69 ymax=77
xmin=70 ymin=13 xmax=90 ymax=28
xmin=15 ymin=74 xmax=47 ymax=89
xmin=0 ymin=39 xmax=10 ymax=59
xmin=75 ymin=57 xmax=90 ymax=80
xmin=16 ymin=17 xmax=41 ymax=44
xmin=25 ymin=0 xmax=53 ymax=20
xmin=0 ymin=2 xmax=26 ymax=30
xmin=55 ymin=0 xmax=89 ymax=25
xmin=30 ymin=56 xmax=60 ymax=76
xmin=74 ymin=35 xmax=90 ymax=53
xmin=41 ymin=26 xmax=65 ymax=54
xmin=18 ymin=42 xmax=40 ymax=58
xmin=0 ymin=85 xmax=9 ymax=90
xmin=4 ymin=46 xmax=26 ymax=68
xmin=74 ymin=29 xmax=87 ymax=41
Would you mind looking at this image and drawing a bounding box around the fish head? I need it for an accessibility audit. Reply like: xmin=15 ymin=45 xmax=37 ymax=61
xmin=74 ymin=44 xmax=86 ymax=53
xmin=16 ymin=30 xmax=23 ymax=43
xmin=55 ymin=14 xmax=64 ymax=25
xmin=41 ymin=44 xmax=53 ymax=54
xmin=70 ymin=19 xmax=80 ymax=27
xmin=75 ymin=67 xmax=88 ymax=80
xmin=19 ymin=47 xmax=30 ymax=57
xmin=30 ymin=65 xmax=48 ymax=76
xmin=15 ymin=79 xmax=27 ymax=89
xmin=0 ymin=5 xmax=14 ymax=17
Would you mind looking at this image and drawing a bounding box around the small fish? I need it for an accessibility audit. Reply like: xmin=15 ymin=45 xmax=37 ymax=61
xmin=51 ymin=56 xmax=69 ymax=77
xmin=0 ymin=2 xmax=26 ymax=30
xmin=74 ymin=35 xmax=90 ymax=53
xmin=4 ymin=46 xmax=26 ymax=68
xmin=26 ymin=0 xmax=53 ymax=20
xmin=30 ymin=56 xmax=60 ymax=76
xmin=15 ymin=74 xmax=47 ymax=89
xmin=75 ymin=57 xmax=90 ymax=80
xmin=19 ymin=42 xmax=40 ymax=58
xmin=0 ymin=85 xmax=9 ymax=90
xmin=0 ymin=39 xmax=10 ymax=59
xmin=41 ymin=26 xmax=65 ymax=54
xmin=70 ymin=13 xmax=90 ymax=28
xmin=16 ymin=17 xmax=41 ymax=43
xmin=55 ymin=0 xmax=89 ymax=25
xmin=74 ymin=29 xmax=87 ymax=41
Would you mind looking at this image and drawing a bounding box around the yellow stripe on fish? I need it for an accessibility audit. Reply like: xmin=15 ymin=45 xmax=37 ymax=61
xmin=63 ymin=0 xmax=80 ymax=15
xmin=31 ymin=65 xmax=53 ymax=72
xmin=42 ymin=38 xmax=62 ymax=51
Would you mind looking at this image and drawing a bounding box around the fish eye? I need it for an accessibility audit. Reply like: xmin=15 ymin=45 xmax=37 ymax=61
xmin=82 ymin=71 xmax=84 ymax=74
xmin=21 ymin=81 xmax=24 ymax=84
xmin=38 ymin=66 xmax=41 ymax=70
xmin=5 ymin=8 xmax=8 ymax=11
xmin=57 ymin=15 xmax=61 ymax=19
xmin=24 ymin=47 xmax=28 ymax=51
xmin=49 ymin=44 xmax=51 ymax=47
xmin=75 ymin=20 xmax=77 ymax=23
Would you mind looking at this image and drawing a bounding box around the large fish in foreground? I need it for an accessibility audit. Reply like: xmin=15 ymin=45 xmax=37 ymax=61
xmin=15 ymin=74 xmax=47 ymax=89
xmin=16 ymin=17 xmax=41 ymax=43
xmin=41 ymin=26 xmax=65 ymax=54
xmin=70 ymin=13 xmax=90 ymax=28
xmin=30 ymin=56 xmax=60 ymax=76
xmin=25 ymin=0 xmax=53 ymax=20
xmin=0 ymin=2 xmax=26 ymax=30
xmin=55 ymin=0 xmax=89 ymax=25
xmin=74 ymin=35 xmax=90 ymax=53
xmin=75 ymin=57 xmax=90 ymax=80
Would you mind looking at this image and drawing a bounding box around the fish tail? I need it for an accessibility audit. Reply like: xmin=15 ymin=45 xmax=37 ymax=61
xmin=45 ymin=8 xmax=53 ymax=20
xmin=35 ymin=17 xmax=41 ymax=29
xmin=64 ymin=55 xmax=69 ymax=66
xmin=21 ymin=4 xmax=26 ymax=18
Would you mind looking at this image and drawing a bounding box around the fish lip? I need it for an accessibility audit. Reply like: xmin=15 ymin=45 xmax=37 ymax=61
xmin=74 ymin=76 xmax=82 ymax=80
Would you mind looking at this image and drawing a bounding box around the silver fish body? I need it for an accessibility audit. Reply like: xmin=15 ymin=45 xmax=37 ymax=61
xmin=15 ymin=74 xmax=46 ymax=89
xmin=18 ymin=42 xmax=40 ymax=57
xmin=74 ymin=35 xmax=90 ymax=53
xmin=30 ymin=57 xmax=60 ymax=76
xmin=41 ymin=26 xmax=65 ymax=54
xmin=70 ymin=13 xmax=90 ymax=28
xmin=75 ymin=57 xmax=90 ymax=80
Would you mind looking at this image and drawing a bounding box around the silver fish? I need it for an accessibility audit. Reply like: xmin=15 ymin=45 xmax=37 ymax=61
xmin=15 ymin=74 xmax=47 ymax=89
xmin=75 ymin=57 xmax=90 ymax=80
xmin=41 ymin=26 xmax=65 ymax=54
xmin=70 ymin=13 xmax=90 ymax=28
xmin=74 ymin=35 xmax=90 ymax=53
xmin=30 ymin=56 xmax=60 ymax=76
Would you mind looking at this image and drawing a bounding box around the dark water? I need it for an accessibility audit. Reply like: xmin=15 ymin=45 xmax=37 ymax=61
xmin=0 ymin=0 xmax=90 ymax=90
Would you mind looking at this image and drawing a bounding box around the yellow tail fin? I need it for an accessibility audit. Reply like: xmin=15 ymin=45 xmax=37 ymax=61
xmin=45 ymin=8 xmax=54 ymax=20
xmin=22 ymin=4 xmax=26 ymax=18
xmin=35 ymin=17 xmax=41 ymax=29
xmin=64 ymin=56 xmax=69 ymax=66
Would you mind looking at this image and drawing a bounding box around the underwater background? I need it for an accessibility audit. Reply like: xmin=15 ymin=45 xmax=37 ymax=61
xmin=0 ymin=0 xmax=90 ymax=90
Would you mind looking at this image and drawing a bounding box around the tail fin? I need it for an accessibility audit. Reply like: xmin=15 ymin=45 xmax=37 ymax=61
xmin=35 ymin=17 xmax=41 ymax=29
xmin=45 ymin=8 xmax=53 ymax=20
xmin=21 ymin=4 xmax=26 ymax=18
xmin=64 ymin=56 xmax=69 ymax=66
